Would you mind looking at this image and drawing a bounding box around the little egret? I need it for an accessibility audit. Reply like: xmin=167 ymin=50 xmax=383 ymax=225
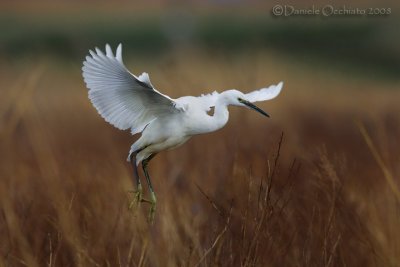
xmin=82 ymin=44 xmax=283 ymax=219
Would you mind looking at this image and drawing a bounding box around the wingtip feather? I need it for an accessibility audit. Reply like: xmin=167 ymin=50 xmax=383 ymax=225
xmin=95 ymin=47 xmax=105 ymax=57
xmin=275 ymin=81 xmax=283 ymax=93
xmin=116 ymin=43 xmax=123 ymax=63
xmin=105 ymin=44 xmax=114 ymax=58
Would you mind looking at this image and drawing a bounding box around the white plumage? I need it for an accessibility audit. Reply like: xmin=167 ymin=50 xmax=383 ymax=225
xmin=83 ymin=44 xmax=181 ymax=135
xmin=82 ymin=44 xmax=283 ymax=213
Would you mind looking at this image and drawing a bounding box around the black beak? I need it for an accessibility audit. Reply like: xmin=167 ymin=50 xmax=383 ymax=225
xmin=239 ymin=99 xmax=270 ymax=117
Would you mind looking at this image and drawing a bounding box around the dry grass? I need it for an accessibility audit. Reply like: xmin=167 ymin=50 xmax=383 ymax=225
xmin=0 ymin=50 xmax=399 ymax=266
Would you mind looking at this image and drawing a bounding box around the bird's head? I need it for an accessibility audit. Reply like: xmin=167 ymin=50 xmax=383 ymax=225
xmin=222 ymin=90 xmax=270 ymax=117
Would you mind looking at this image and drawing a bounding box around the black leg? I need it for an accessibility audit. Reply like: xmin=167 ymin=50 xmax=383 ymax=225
xmin=142 ymin=153 xmax=157 ymax=195
xmin=128 ymin=153 xmax=143 ymax=209
xmin=142 ymin=154 xmax=158 ymax=222
xmin=130 ymin=153 xmax=141 ymax=190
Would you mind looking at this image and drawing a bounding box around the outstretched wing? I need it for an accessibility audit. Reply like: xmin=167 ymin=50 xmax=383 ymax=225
xmin=245 ymin=82 xmax=283 ymax=103
xmin=193 ymin=81 xmax=283 ymax=110
xmin=82 ymin=44 xmax=182 ymax=134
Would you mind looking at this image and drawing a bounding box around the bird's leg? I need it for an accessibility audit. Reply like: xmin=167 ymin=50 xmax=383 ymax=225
xmin=142 ymin=154 xmax=157 ymax=222
xmin=128 ymin=153 xmax=143 ymax=210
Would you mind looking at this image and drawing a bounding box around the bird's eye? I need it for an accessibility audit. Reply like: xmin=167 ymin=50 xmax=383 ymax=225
xmin=238 ymin=98 xmax=243 ymax=102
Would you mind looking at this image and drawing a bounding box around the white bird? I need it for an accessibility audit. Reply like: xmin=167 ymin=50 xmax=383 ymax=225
xmin=82 ymin=44 xmax=283 ymax=218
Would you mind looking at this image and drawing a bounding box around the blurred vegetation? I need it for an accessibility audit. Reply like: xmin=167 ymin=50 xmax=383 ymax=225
xmin=1 ymin=5 xmax=400 ymax=266
xmin=1 ymin=49 xmax=399 ymax=266
xmin=0 ymin=13 xmax=399 ymax=79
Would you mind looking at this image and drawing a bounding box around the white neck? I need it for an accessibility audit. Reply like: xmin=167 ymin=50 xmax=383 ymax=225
xmin=200 ymin=92 xmax=232 ymax=133
xmin=209 ymin=99 xmax=230 ymax=132
xmin=187 ymin=91 xmax=235 ymax=135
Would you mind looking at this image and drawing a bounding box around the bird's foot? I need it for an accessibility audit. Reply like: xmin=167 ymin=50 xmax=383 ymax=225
xmin=148 ymin=192 xmax=157 ymax=224
xmin=128 ymin=184 xmax=143 ymax=210
xmin=127 ymin=187 xmax=156 ymax=223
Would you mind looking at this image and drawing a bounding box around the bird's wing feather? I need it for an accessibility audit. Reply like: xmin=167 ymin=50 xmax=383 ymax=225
xmin=193 ymin=82 xmax=283 ymax=110
xmin=245 ymin=82 xmax=283 ymax=103
xmin=82 ymin=44 xmax=182 ymax=134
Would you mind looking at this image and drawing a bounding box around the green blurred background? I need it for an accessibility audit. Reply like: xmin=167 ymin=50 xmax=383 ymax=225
xmin=1 ymin=0 xmax=399 ymax=80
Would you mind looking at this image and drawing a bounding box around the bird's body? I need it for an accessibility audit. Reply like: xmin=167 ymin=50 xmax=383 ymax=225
xmin=131 ymin=91 xmax=237 ymax=164
xmin=82 ymin=44 xmax=283 ymax=219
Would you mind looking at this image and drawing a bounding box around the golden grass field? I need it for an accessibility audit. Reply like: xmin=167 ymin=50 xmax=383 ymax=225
xmin=0 ymin=48 xmax=399 ymax=266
